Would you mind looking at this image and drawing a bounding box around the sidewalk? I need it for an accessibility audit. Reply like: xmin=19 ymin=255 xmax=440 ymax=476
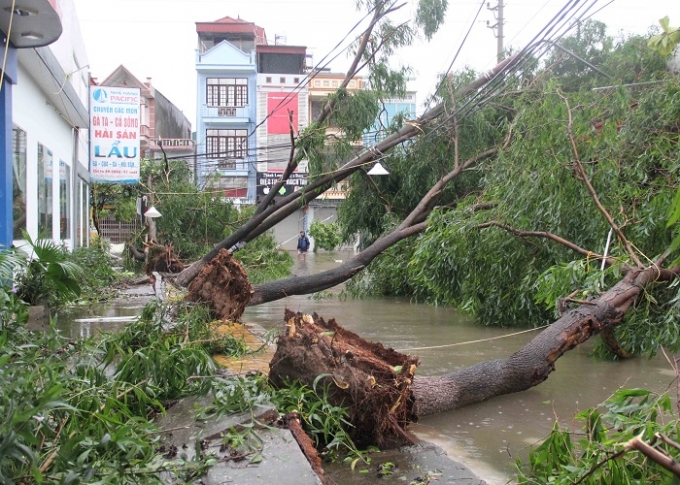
xmin=213 ymin=321 xmax=275 ymax=375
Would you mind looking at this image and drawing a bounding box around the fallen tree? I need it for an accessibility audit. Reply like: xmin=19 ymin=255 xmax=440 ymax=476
xmin=269 ymin=264 xmax=679 ymax=448
xmin=411 ymin=265 xmax=680 ymax=415
xmin=270 ymin=310 xmax=419 ymax=448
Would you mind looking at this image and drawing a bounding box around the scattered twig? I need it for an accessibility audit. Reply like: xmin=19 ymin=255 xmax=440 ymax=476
xmin=37 ymin=418 xmax=67 ymax=474
xmin=624 ymin=434 xmax=680 ymax=476
xmin=574 ymin=448 xmax=627 ymax=484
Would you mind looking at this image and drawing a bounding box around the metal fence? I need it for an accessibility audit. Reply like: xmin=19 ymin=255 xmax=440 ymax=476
xmin=98 ymin=215 xmax=142 ymax=243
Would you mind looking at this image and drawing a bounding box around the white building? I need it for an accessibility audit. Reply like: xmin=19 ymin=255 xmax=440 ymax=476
xmin=7 ymin=0 xmax=91 ymax=250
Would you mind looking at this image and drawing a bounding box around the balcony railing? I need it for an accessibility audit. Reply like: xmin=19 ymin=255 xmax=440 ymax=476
xmin=149 ymin=138 xmax=195 ymax=150
xmin=201 ymin=104 xmax=249 ymax=119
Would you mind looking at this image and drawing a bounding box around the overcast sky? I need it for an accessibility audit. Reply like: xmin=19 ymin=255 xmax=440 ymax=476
xmin=72 ymin=0 xmax=677 ymax=127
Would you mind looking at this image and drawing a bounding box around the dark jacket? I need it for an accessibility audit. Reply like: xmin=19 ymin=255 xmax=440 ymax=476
xmin=297 ymin=235 xmax=310 ymax=250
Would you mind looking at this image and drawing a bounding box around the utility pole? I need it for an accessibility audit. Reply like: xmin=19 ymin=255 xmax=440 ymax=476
xmin=486 ymin=0 xmax=504 ymax=63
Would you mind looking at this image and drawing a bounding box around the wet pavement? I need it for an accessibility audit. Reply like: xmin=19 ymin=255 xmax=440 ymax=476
xmin=154 ymin=395 xmax=322 ymax=485
xmin=56 ymin=274 xmax=491 ymax=484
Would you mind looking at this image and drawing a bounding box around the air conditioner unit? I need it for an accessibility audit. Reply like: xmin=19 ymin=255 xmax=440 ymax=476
xmin=217 ymin=107 xmax=236 ymax=117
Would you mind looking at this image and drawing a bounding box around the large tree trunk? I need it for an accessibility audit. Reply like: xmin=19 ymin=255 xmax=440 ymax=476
xmin=412 ymin=266 xmax=678 ymax=415
xmin=268 ymin=266 xmax=679 ymax=449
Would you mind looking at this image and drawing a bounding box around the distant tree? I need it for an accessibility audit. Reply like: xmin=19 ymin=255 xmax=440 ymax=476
xmin=308 ymin=221 xmax=342 ymax=251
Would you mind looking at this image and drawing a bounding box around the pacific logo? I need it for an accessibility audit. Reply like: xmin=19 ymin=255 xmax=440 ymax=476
xmin=92 ymin=88 xmax=108 ymax=103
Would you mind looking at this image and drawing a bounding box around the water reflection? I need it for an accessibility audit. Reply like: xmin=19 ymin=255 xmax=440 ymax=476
xmin=55 ymin=288 xmax=155 ymax=340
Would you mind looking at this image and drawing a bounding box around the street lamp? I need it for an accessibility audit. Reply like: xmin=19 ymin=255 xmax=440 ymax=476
xmin=144 ymin=205 xmax=162 ymax=218
xmin=367 ymin=161 xmax=389 ymax=175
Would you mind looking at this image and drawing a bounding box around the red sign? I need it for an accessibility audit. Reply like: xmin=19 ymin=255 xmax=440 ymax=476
xmin=267 ymin=92 xmax=298 ymax=134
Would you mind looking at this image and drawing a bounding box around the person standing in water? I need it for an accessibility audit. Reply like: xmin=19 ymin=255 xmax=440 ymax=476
xmin=297 ymin=231 xmax=310 ymax=261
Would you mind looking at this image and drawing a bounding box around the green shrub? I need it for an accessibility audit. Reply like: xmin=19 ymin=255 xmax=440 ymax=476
xmin=308 ymin=221 xmax=342 ymax=251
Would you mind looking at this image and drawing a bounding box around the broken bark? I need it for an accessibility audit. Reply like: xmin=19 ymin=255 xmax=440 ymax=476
xmin=185 ymin=249 xmax=253 ymax=321
xmin=281 ymin=411 xmax=326 ymax=483
xmin=269 ymin=310 xmax=419 ymax=449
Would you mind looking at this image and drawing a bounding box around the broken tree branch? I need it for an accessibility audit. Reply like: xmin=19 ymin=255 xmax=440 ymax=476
xmin=476 ymin=221 xmax=610 ymax=262
xmin=558 ymin=91 xmax=643 ymax=268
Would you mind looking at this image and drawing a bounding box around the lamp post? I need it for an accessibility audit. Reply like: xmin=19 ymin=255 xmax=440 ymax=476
xmin=141 ymin=195 xmax=161 ymax=242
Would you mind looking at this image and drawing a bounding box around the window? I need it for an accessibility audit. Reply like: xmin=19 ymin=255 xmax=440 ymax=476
xmin=310 ymin=100 xmax=324 ymax=120
xmin=38 ymin=144 xmax=53 ymax=238
xmin=323 ymin=80 xmax=329 ymax=87
xmin=266 ymin=76 xmax=272 ymax=83
xmin=332 ymin=80 xmax=338 ymax=87
xmin=314 ymin=80 xmax=320 ymax=87
xmin=59 ymin=161 xmax=70 ymax=239
xmin=206 ymin=78 xmax=248 ymax=107
xmin=76 ymin=178 xmax=88 ymax=248
xmin=280 ymin=77 xmax=286 ymax=84
xmin=293 ymin=77 xmax=300 ymax=84
xmin=206 ymin=129 xmax=248 ymax=169
xmin=12 ymin=125 xmax=26 ymax=239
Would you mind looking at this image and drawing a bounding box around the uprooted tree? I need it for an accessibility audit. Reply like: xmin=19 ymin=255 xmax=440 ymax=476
xmin=178 ymin=0 xmax=680 ymax=422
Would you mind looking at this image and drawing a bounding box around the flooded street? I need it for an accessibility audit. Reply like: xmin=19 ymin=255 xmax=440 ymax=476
xmin=244 ymin=250 xmax=676 ymax=483
xmin=59 ymin=250 xmax=677 ymax=483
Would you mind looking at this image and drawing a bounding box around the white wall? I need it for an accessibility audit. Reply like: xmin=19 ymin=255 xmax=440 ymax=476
xmin=9 ymin=0 xmax=91 ymax=249
xmin=13 ymin=63 xmax=77 ymax=246
xmin=50 ymin=0 xmax=90 ymax=107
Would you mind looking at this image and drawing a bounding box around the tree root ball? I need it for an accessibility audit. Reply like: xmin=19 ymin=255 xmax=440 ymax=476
xmin=144 ymin=243 xmax=184 ymax=274
xmin=269 ymin=310 xmax=420 ymax=449
xmin=185 ymin=249 xmax=253 ymax=321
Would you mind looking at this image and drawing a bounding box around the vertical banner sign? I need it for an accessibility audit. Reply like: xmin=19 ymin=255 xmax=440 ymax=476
xmin=89 ymin=86 xmax=141 ymax=184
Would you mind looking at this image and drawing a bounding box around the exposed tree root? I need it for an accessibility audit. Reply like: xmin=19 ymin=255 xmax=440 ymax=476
xmin=269 ymin=310 xmax=419 ymax=449
xmin=144 ymin=243 xmax=184 ymax=274
xmin=185 ymin=249 xmax=253 ymax=321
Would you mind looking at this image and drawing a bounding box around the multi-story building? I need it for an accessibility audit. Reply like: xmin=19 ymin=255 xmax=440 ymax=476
xmin=254 ymin=42 xmax=309 ymax=248
xmin=255 ymin=44 xmax=308 ymax=173
xmin=97 ymin=66 xmax=195 ymax=163
xmin=303 ymin=71 xmax=367 ymax=250
xmin=308 ymin=71 xmax=365 ymax=140
xmin=363 ymin=92 xmax=417 ymax=147
xmin=195 ymin=16 xmax=261 ymax=202
xmin=4 ymin=0 xmax=92 ymax=250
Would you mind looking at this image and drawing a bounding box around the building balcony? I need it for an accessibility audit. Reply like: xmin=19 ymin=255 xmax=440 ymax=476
xmin=317 ymin=188 xmax=347 ymax=200
xmin=201 ymin=104 xmax=250 ymax=123
xmin=149 ymin=138 xmax=195 ymax=151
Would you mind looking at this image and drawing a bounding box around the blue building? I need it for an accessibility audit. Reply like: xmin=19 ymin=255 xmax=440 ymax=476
xmin=195 ymin=17 xmax=263 ymax=203
xmin=363 ymin=92 xmax=417 ymax=147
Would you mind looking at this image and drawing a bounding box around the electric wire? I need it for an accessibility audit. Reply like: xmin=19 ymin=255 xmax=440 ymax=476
xmin=0 ymin=0 xmax=14 ymax=94
xmin=430 ymin=0 xmax=487 ymax=100
xmin=243 ymin=1 xmax=389 ymax=140
xmin=176 ymin=0 xmax=608 ymax=198
xmin=416 ymin=0 xmax=607 ymax=148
